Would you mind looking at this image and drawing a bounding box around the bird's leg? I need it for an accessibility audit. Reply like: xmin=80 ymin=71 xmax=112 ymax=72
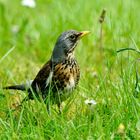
xmin=57 ymin=102 xmax=62 ymax=114
xmin=46 ymin=103 xmax=51 ymax=115
xmin=44 ymin=95 xmax=51 ymax=115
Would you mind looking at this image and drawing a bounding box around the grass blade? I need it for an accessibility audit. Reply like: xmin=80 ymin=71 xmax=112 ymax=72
xmin=0 ymin=46 xmax=15 ymax=63
xmin=116 ymin=48 xmax=140 ymax=54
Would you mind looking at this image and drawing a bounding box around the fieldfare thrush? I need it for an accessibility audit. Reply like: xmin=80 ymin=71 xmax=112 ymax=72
xmin=4 ymin=30 xmax=90 ymax=111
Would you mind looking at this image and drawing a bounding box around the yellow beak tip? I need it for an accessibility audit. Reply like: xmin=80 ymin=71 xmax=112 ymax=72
xmin=80 ymin=31 xmax=91 ymax=37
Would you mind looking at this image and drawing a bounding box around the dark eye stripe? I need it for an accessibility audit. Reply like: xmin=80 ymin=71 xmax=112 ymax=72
xmin=70 ymin=34 xmax=76 ymax=41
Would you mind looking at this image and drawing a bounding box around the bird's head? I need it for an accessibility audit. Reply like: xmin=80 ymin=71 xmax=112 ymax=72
xmin=51 ymin=30 xmax=90 ymax=63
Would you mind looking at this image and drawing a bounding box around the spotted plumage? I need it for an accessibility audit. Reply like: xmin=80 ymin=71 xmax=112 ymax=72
xmin=4 ymin=30 xmax=90 ymax=111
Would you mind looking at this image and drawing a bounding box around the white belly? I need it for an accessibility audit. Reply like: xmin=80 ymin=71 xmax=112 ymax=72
xmin=66 ymin=77 xmax=75 ymax=91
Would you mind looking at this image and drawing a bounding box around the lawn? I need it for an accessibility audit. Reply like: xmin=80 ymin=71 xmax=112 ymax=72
xmin=0 ymin=0 xmax=140 ymax=139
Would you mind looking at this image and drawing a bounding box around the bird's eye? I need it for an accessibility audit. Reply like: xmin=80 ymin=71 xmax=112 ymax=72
xmin=70 ymin=35 xmax=76 ymax=40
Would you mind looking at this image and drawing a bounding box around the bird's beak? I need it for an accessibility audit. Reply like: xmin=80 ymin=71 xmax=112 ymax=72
xmin=78 ymin=31 xmax=90 ymax=38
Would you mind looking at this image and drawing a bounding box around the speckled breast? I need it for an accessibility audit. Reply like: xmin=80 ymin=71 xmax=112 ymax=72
xmin=52 ymin=57 xmax=80 ymax=101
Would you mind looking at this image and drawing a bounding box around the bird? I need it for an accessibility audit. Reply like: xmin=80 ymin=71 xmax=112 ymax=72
xmin=4 ymin=30 xmax=90 ymax=112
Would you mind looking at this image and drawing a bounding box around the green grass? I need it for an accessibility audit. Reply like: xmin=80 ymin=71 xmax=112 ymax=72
xmin=0 ymin=0 xmax=140 ymax=139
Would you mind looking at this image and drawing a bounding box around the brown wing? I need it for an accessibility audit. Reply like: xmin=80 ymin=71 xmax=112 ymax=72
xmin=31 ymin=60 xmax=52 ymax=93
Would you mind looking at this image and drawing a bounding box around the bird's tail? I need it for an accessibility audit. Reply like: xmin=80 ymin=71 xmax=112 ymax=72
xmin=3 ymin=80 xmax=33 ymax=91
xmin=3 ymin=84 xmax=27 ymax=91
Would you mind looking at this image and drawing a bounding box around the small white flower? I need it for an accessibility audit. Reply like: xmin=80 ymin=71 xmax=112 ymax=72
xmin=85 ymin=99 xmax=97 ymax=112
xmin=11 ymin=25 xmax=19 ymax=34
xmin=85 ymin=99 xmax=97 ymax=106
xmin=21 ymin=0 xmax=36 ymax=8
